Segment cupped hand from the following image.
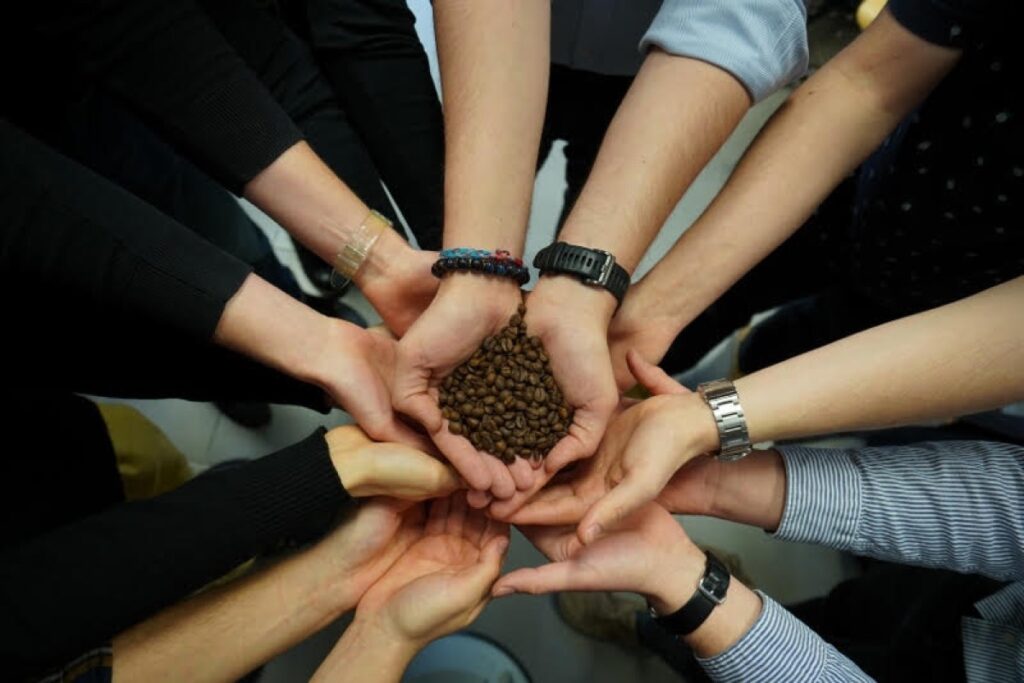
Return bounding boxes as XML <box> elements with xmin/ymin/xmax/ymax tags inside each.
<box><xmin>493</xmin><ymin>502</ymin><xmax>703</xmax><ymax>615</ymax></box>
<box><xmin>504</xmin><ymin>350</ymin><xmax>718</xmax><ymax>545</ymax></box>
<box><xmin>354</xmin><ymin>494</ymin><xmax>510</xmax><ymax>647</ymax></box>
<box><xmin>312</xmin><ymin>320</ymin><xmax>431</xmax><ymax>450</ymax></box>
<box><xmin>325</xmin><ymin>425</ymin><xmax>463</xmax><ymax>501</ymax></box>
<box><xmin>607</xmin><ymin>290</ymin><xmax>681</xmax><ymax>391</ymax></box>
<box><xmin>357</xmin><ymin>233</ymin><xmax>438</xmax><ymax>337</ymax></box>
<box><xmin>524</xmin><ymin>278</ymin><xmax>619</xmax><ymax>475</ymax></box>
<box><xmin>393</xmin><ymin>275</ymin><xmax>536</xmax><ymax>504</ymax></box>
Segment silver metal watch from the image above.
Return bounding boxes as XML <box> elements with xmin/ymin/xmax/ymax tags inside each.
<box><xmin>697</xmin><ymin>379</ymin><xmax>752</xmax><ymax>462</ymax></box>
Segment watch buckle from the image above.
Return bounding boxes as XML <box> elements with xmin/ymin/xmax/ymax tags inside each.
<box><xmin>582</xmin><ymin>249</ymin><xmax>615</xmax><ymax>287</ymax></box>
<box><xmin>698</xmin><ymin>574</ymin><xmax>727</xmax><ymax>605</ymax></box>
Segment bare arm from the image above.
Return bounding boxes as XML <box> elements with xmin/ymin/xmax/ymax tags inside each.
<box><xmin>614</xmin><ymin>9</ymin><xmax>962</xmax><ymax>354</ymax></box>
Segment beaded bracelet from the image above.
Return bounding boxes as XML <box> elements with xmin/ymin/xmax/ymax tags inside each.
<box><xmin>431</xmin><ymin>248</ymin><xmax>530</xmax><ymax>285</ymax></box>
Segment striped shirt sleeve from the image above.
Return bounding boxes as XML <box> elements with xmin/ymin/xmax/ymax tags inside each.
<box><xmin>640</xmin><ymin>0</ymin><xmax>808</xmax><ymax>102</ymax></box>
<box><xmin>698</xmin><ymin>593</ymin><xmax>874</xmax><ymax>682</ymax></box>
<box><xmin>774</xmin><ymin>441</ymin><xmax>1024</xmax><ymax>582</ymax></box>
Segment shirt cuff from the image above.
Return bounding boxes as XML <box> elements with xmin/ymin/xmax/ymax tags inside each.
<box><xmin>698</xmin><ymin>593</ymin><xmax>832</xmax><ymax>682</ymax></box>
<box><xmin>772</xmin><ymin>446</ymin><xmax>862</xmax><ymax>551</ymax></box>
<box><xmin>640</xmin><ymin>0</ymin><xmax>808</xmax><ymax>102</ymax></box>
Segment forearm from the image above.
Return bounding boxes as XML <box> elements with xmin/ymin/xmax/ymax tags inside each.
<box><xmin>558</xmin><ymin>51</ymin><xmax>749</xmax><ymax>271</ymax></box>
<box><xmin>433</xmin><ymin>0</ymin><xmax>549</xmax><ymax>252</ymax></box>
<box><xmin>627</xmin><ymin>9</ymin><xmax>959</xmax><ymax>330</ymax></box>
<box><xmin>213</xmin><ymin>273</ymin><xmax>340</xmax><ymax>391</ymax></box>
<box><xmin>313</xmin><ymin>619</ymin><xmax>416</xmax><ymax>683</ymax></box>
<box><xmin>112</xmin><ymin>552</ymin><xmax>345</xmax><ymax>683</ymax></box>
<box><xmin>736</xmin><ymin>277</ymin><xmax>1024</xmax><ymax>442</ymax></box>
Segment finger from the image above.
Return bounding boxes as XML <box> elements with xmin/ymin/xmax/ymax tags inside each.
<box><xmin>545</xmin><ymin>402</ymin><xmax>613</xmax><ymax>473</ymax></box>
<box><xmin>459</xmin><ymin>534</ymin><xmax>510</xmax><ymax>600</ymax></box>
<box><xmin>507</xmin><ymin>457</ymin><xmax>535</xmax><ymax>491</ymax></box>
<box><xmin>466</xmin><ymin>489</ymin><xmax>492</xmax><ymax>509</ymax></box>
<box><xmin>543</xmin><ymin>433</ymin><xmax>587</xmax><ymax>473</ymax></box>
<box><xmin>493</xmin><ymin>559</ymin><xmax>603</xmax><ymax>597</ymax></box>
<box><xmin>505</xmin><ymin>487</ymin><xmax>590</xmax><ymax>526</ymax></box>
<box><xmin>626</xmin><ymin>349</ymin><xmax>689</xmax><ymax>396</ymax></box>
<box><xmin>577</xmin><ymin>474</ymin><xmax>659</xmax><ymax>545</ymax></box>
<box><xmin>394</xmin><ymin>385</ymin><xmax>444</xmax><ymax>433</ymax></box>
<box><xmin>426</xmin><ymin>495</ymin><xmax>451</xmax><ymax>535</ymax></box>
<box><xmin>361</xmin><ymin>414</ymin><xmax>434</xmax><ymax>453</ymax></box>
<box><xmin>445</xmin><ymin>491</ymin><xmax>468</xmax><ymax>537</ymax></box>
<box><xmin>479</xmin><ymin>515</ymin><xmax>510</xmax><ymax>548</ymax></box>
<box><xmin>485</xmin><ymin>455</ymin><xmax>516</xmax><ymax>500</ymax></box>
<box><xmin>431</xmin><ymin>428</ymin><xmax>493</xmax><ymax>492</ymax></box>
<box><xmin>487</xmin><ymin>466</ymin><xmax>556</xmax><ymax>520</ymax></box>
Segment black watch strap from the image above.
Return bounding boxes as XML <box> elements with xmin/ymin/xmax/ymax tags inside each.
<box><xmin>533</xmin><ymin>241</ymin><xmax>630</xmax><ymax>305</ymax></box>
<box><xmin>651</xmin><ymin>551</ymin><xmax>731</xmax><ymax>636</ymax></box>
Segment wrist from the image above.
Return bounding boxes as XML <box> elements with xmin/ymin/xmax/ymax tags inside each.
<box><xmin>647</xmin><ymin>543</ymin><xmax>707</xmax><ymax>615</ymax></box>
<box><xmin>669</xmin><ymin>392</ymin><xmax>721</xmax><ymax>461</ymax></box>
<box><xmin>708</xmin><ymin>450</ymin><xmax>787</xmax><ymax>531</ymax></box>
<box><xmin>350</xmin><ymin>614</ymin><xmax>421</xmax><ymax>662</ymax></box>
<box><xmin>354</xmin><ymin>226</ymin><xmax>407</xmax><ymax>292</ymax></box>
<box><xmin>531</xmin><ymin>275</ymin><xmax>617</xmax><ymax>327</ymax></box>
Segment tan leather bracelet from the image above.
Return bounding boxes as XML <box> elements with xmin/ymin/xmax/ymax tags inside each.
<box><xmin>330</xmin><ymin>210</ymin><xmax>392</xmax><ymax>289</ymax></box>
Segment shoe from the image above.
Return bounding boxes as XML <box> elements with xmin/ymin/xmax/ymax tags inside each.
<box><xmin>304</xmin><ymin>294</ymin><xmax>369</xmax><ymax>328</ymax></box>
<box><xmin>215</xmin><ymin>401</ymin><xmax>272</xmax><ymax>428</ymax></box>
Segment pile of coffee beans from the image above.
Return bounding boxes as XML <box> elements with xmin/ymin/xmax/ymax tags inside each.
<box><xmin>439</xmin><ymin>305</ymin><xmax>573</xmax><ymax>464</ymax></box>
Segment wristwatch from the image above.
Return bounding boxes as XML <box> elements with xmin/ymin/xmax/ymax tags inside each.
<box><xmin>650</xmin><ymin>551</ymin><xmax>731</xmax><ymax>635</ymax></box>
<box><xmin>533</xmin><ymin>242</ymin><xmax>630</xmax><ymax>306</ymax></box>
<box><xmin>697</xmin><ymin>379</ymin><xmax>752</xmax><ymax>462</ymax></box>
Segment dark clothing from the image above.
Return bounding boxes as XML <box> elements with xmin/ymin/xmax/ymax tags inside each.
<box><xmin>662</xmin><ymin>0</ymin><xmax>1024</xmax><ymax>375</ymax></box>
<box><xmin>537</xmin><ymin>64</ymin><xmax>635</xmax><ymax>233</ymax></box>
<box><xmin>1</xmin><ymin>424</ymin><xmax>347</xmax><ymax>680</ymax></box>
<box><xmin>0</xmin><ymin>120</ymin><xmax>326</xmax><ymax>409</ymax></box>
<box><xmin>5</xmin><ymin>0</ymin><xmax>303</xmax><ymax>194</ymax></box>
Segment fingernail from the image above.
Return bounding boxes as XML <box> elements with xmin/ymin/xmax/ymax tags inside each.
<box><xmin>583</xmin><ymin>524</ymin><xmax>602</xmax><ymax>544</ymax></box>
<box><xmin>493</xmin><ymin>586</ymin><xmax>516</xmax><ymax>597</ymax></box>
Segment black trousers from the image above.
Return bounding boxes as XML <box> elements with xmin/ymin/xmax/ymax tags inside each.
<box><xmin>0</xmin><ymin>120</ymin><xmax>325</xmax><ymax>411</ymax></box>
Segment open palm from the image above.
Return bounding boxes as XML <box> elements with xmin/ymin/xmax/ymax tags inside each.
<box><xmin>356</xmin><ymin>495</ymin><xmax>509</xmax><ymax>645</ymax></box>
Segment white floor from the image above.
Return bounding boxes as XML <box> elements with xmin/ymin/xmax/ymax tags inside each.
<box><xmin>99</xmin><ymin>5</ymin><xmax>864</xmax><ymax>681</ymax></box>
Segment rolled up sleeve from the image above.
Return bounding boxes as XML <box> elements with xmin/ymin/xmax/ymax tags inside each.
<box><xmin>640</xmin><ymin>0</ymin><xmax>809</xmax><ymax>102</ymax></box>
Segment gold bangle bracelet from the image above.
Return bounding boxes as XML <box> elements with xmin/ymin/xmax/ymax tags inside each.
<box><xmin>330</xmin><ymin>210</ymin><xmax>392</xmax><ymax>289</ymax></box>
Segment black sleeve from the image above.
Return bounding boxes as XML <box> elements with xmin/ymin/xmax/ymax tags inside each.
<box><xmin>22</xmin><ymin>0</ymin><xmax>304</xmax><ymax>193</ymax></box>
<box><xmin>0</xmin><ymin>120</ymin><xmax>250</xmax><ymax>342</ymax></box>
<box><xmin>0</xmin><ymin>428</ymin><xmax>351</xmax><ymax>680</ymax></box>
<box><xmin>887</xmin><ymin>0</ymin><xmax>1016</xmax><ymax>47</ymax></box>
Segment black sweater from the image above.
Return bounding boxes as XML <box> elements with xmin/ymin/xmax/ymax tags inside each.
<box><xmin>1</xmin><ymin>429</ymin><xmax>351</xmax><ymax>679</ymax></box>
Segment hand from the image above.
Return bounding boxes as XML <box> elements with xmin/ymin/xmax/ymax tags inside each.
<box><xmin>357</xmin><ymin>230</ymin><xmax>439</xmax><ymax>337</ymax></box>
<box><xmin>355</xmin><ymin>494</ymin><xmax>510</xmax><ymax>648</ymax></box>
<box><xmin>309</xmin><ymin>319</ymin><xmax>431</xmax><ymax>449</ymax></box>
<box><xmin>305</xmin><ymin>499</ymin><xmax>425</xmax><ymax>614</ymax></box>
<box><xmin>525</xmin><ymin>277</ymin><xmax>620</xmax><ymax>474</ymax></box>
<box><xmin>393</xmin><ymin>275</ymin><xmax>535</xmax><ymax>504</ymax></box>
<box><xmin>494</xmin><ymin>503</ymin><xmax>702</xmax><ymax>615</ymax></box>
<box><xmin>607</xmin><ymin>289</ymin><xmax>681</xmax><ymax>391</ymax></box>
<box><xmin>506</xmin><ymin>350</ymin><xmax>718</xmax><ymax>545</ymax></box>
<box><xmin>326</xmin><ymin>425</ymin><xmax>463</xmax><ymax>501</ymax></box>
<box><xmin>658</xmin><ymin>449</ymin><xmax>787</xmax><ymax>531</ymax></box>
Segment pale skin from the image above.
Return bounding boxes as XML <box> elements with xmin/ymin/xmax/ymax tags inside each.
<box><xmin>494</xmin><ymin>503</ymin><xmax>763</xmax><ymax>660</ymax></box>
<box><xmin>313</xmin><ymin>496</ymin><xmax>510</xmax><ymax>682</ymax></box>
<box><xmin>214</xmin><ymin>274</ymin><xmax>430</xmax><ymax>448</ymax></box>
<box><xmin>111</xmin><ymin>427</ymin><xmax>465</xmax><ymax>682</ymax></box>
<box><xmin>513</xmin><ymin>276</ymin><xmax>1024</xmax><ymax>543</ymax></box>
<box><xmin>608</xmin><ymin>9</ymin><xmax>963</xmax><ymax>383</ymax></box>
<box><xmin>397</xmin><ymin>0</ymin><xmax>751</xmax><ymax>507</ymax></box>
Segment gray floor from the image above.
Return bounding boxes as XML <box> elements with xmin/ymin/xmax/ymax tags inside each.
<box><xmin>103</xmin><ymin>5</ymin><xmax>866</xmax><ymax>681</ymax></box>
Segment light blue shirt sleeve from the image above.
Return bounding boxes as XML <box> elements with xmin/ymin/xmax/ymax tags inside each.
<box><xmin>698</xmin><ymin>593</ymin><xmax>874</xmax><ymax>682</ymax></box>
<box><xmin>774</xmin><ymin>441</ymin><xmax>1024</xmax><ymax>582</ymax></box>
<box><xmin>640</xmin><ymin>0</ymin><xmax>808</xmax><ymax>102</ymax></box>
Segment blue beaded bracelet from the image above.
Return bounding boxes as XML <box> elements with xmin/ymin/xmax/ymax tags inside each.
<box><xmin>431</xmin><ymin>248</ymin><xmax>530</xmax><ymax>285</ymax></box>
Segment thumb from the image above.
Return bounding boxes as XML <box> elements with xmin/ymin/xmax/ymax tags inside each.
<box><xmin>577</xmin><ymin>473</ymin><xmax>657</xmax><ymax>545</ymax></box>
<box><xmin>456</xmin><ymin>534</ymin><xmax>509</xmax><ymax>600</ymax></box>
<box><xmin>626</xmin><ymin>349</ymin><xmax>689</xmax><ymax>397</ymax></box>
<box><xmin>492</xmin><ymin>557</ymin><xmax>604</xmax><ymax>597</ymax></box>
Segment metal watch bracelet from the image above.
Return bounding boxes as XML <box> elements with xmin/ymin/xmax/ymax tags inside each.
<box><xmin>697</xmin><ymin>379</ymin><xmax>752</xmax><ymax>462</ymax></box>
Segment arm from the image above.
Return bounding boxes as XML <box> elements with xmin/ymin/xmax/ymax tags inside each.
<box><xmin>112</xmin><ymin>501</ymin><xmax>422</xmax><ymax>683</ymax></box>
<box><xmin>610</xmin><ymin>8</ymin><xmax>962</xmax><ymax>369</ymax></box>
<box><xmin>1</xmin><ymin>426</ymin><xmax>460</xmax><ymax>679</ymax></box>
<box><xmin>670</xmin><ymin>442</ymin><xmax>1024</xmax><ymax>582</ymax></box>
<box><xmin>29</xmin><ymin>1</ymin><xmax>432</xmax><ymax>335</ymax></box>
<box><xmin>496</xmin><ymin>503</ymin><xmax>872</xmax><ymax>682</ymax></box>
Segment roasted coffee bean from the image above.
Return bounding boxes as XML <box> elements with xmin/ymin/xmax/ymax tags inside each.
<box><xmin>437</xmin><ymin>306</ymin><xmax>574</xmax><ymax>464</ymax></box>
